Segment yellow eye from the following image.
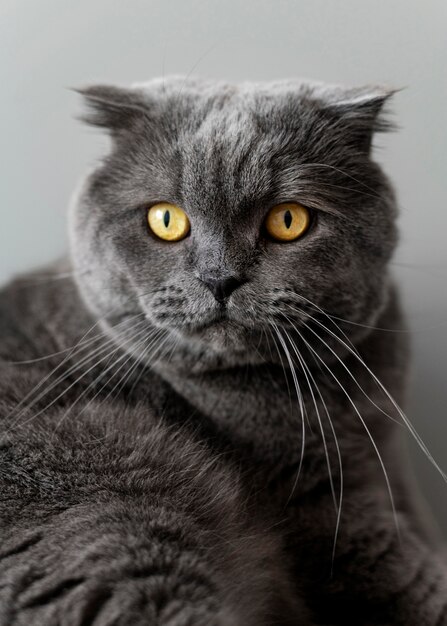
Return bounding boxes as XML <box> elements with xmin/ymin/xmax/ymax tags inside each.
<box><xmin>264</xmin><ymin>202</ymin><xmax>311</xmax><ymax>242</ymax></box>
<box><xmin>147</xmin><ymin>203</ymin><xmax>190</xmax><ymax>242</ymax></box>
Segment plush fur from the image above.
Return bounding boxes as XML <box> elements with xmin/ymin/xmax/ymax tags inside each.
<box><xmin>0</xmin><ymin>76</ymin><xmax>446</xmax><ymax>625</ymax></box>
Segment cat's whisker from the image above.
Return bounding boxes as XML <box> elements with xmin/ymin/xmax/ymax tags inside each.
<box><xmin>270</xmin><ymin>322</ymin><xmax>306</xmax><ymax>501</ymax></box>
<box><xmin>302</xmin><ymin>348</ymin><xmax>344</xmax><ymax>575</ymax></box>
<box><xmin>7</xmin><ymin>313</ymin><xmax>145</xmax><ymax>420</ymax></box>
<box><xmin>279</xmin><ymin>318</ymin><xmax>344</xmax><ymax>573</ymax></box>
<box><xmin>283</xmin><ymin>292</ymin><xmax>411</xmax><ymax>335</ymax></box>
<box><xmin>12</xmin><ymin>320</ymin><xmax>151</xmax><ymax>433</ymax></box>
<box><xmin>71</xmin><ymin>323</ymin><xmax>160</xmax><ymax>413</ymax></box>
<box><xmin>10</xmin><ymin>317</ymin><xmax>149</xmax><ymax>427</ymax></box>
<box><xmin>6</xmin><ymin>317</ymin><xmax>110</xmax><ymax>418</ymax></box>
<box><xmin>281</xmin><ymin>291</ymin><xmax>359</xmax><ymax>357</ymax></box>
<box><xmin>266</xmin><ymin>326</ymin><xmax>293</xmax><ymax>415</ymax></box>
<box><xmin>281</xmin><ymin>324</ymin><xmax>338</xmax><ymax>513</ymax></box>
<box><xmin>72</xmin><ymin>330</ymin><xmax>170</xmax><ymax>448</ymax></box>
<box><xmin>139</xmin><ymin>328</ymin><xmax>179</xmax><ymax>378</ymax></box>
<box><xmin>106</xmin><ymin>328</ymin><xmax>169</xmax><ymax>397</ymax></box>
<box><xmin>7</xmin><ymin>313</ymin><xmax>148</xmax><ymax>367</ymax></box>
<box><xmin>296</xmin><ymin>162</ymin><xmax>383</xmax><ymax>198</ymax></box>
<box><xmin>289</xmin><ymin>317</ymin><xmax>401</xmax><ymax>539</ymax></box>
<box><xmin>128</xmin><ymin>329</ymin><xmax>184</xmax><ymax>402</ymax></box>
<box><xmin>8</xmin><ymin>339</ymin><xmax>123</xmax><ymax>434</ymax></box>
<box><xmin>106</xmin><ymin>329</ymin><xmax>167</xmax><ymax>404</ymax></box>
<box><xmin>302</xmin><ymin>314</ymin><xmax>447</xmax><ymax>483</ymax></box>
<box><xmin>324</xmin><ymin>312</ymin><xmax>447</xmax><ymax>335</ymax></box>
<box><xmin>272</xmin><ymin>320</ymin><xmax>313</xmax><ymax>434</ymax></box>
<box><xmin>126</xmin><ymin>344</ymin><xmax>154</xmax><ymax>400</ymax></box>
<box><xmin>254</xmin><ymin>326</ymin><xmax>266</xmax><ymax>359</ymax></box>
<box><xmin>263</xmin><ymin>326</ymin><xmax>276</xmax><ymax>364</ymax></box>
<box><xmin>52</xmin><ymin>327</ymin><xmax>162</xmax><ymax>432</ymax></box>
<box><xmin>284</xmin><ymin>303</ymin><xmax>403</xmax><ymax>427</ymax></box>
<box><xmin>305</xmin><ymin>180</ymin><xmax>382</xmax><ymax>203</ymax></box>
<box><xmin>7</xmin><ymin>330</ymin><xmax>119</xmax><ymax>365</ymax></box>
<box><xmin>279</xmin><ymin>282</ymin><xmax>445</xmax><ymax>336</ymax></box>
<box><xmin>162</xmin><ymin>333</ymin><xmax>183</xmax><ymax>369</ymax></box>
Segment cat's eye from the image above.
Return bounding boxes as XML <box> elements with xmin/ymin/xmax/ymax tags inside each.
<box><xmin>147</xmin><ymin>203</ymin><xmax>190</xmax><ymax>242</ymax></box>
<box><xmin>264</xmin><ymin>202</ymin><xmax>311</xmax><ymax>242</ymax></box>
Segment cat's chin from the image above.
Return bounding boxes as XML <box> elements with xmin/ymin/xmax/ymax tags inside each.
<box><xmin>187</xmin><ymin>319</ymin><xmax>248</xmax><ymax>353</ymax></box>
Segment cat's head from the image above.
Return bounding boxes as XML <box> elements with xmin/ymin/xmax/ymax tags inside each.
<box><xmin>69</xmin><ymin>76</ymin><xmax>397</xmax><ymax>368</ymax></box>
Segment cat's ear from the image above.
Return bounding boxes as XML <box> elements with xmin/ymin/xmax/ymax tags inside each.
<box><xmin>74</xmin><ymin>84</ymin><xmax>148</xmax><ymax>136</ymax></box>
<box><xmin>324</xmin><ymin>87</ymin><xmax>398</xmax><ymax>153</ymax></box>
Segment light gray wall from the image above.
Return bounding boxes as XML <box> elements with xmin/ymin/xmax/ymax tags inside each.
<box><xmin>1</xmin><ymin>0</ymin><xmax>446</xmax><ymax>531</ymax></box>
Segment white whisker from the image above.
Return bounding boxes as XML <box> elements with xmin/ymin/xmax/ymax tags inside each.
<box><xmin>284</xmin><ymin>303</ymin><xmax>402</xmax><ymax>427</ymax></box>
<box><xmin>266</xmin><ymin>326</ymin><xmax>294</xmax><ymax>419</ymax></box>
<box><xmin>286</xmin><ymin>292</ymin><xmax>359</xmax><ymax>357</ymax></box>
<box><xmin>289</xmin><ymin>319</ymin><xmax>400</xmax><ymax>538</ymax></box>
<box><xmin>7</xmin><ymin>314</ymin><xmax>145</xmax><ymax>421</ymax></box>
<box><xmin>279</xmin><ymin>315</ymin><xmax>345</xmax><ymax>573</ymax></box>
<box><xmin>53</xmin><ymin>327</ymin><xmax>161</xmax><ymax>432</ymax></box>
<box><xmin>282</xmin><ymin>325</ymin><xmax>338</xmax><ymax>512</ymax></box>
<box><xmin>302</xmin><ymin>312</ymin><xmax>447</xmax><ymax>483</ymax></box>
<box><xmin>106</xmin><ymin>329</ymin><xmax>167</xmax><ymax>403</ymax></box>
<box><xmin>12</xmin><ymin>320</ymin><xmax>150</xmax><ymax>433</ymax></box>
<box><xmin>271</xmin><ymin>322</ymin><xmax>306</xmax><ymax>501</ymax></box>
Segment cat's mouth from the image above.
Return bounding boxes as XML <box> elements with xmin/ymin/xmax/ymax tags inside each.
<box><xmin>181</xmin><ymin>305</ymin><xmax>251</xmax><ymax>346</ymax></box>
<box><xmin>190</xmin><ymin>307</ymin><xmax>229</xmax><ymax>333</ymax></box>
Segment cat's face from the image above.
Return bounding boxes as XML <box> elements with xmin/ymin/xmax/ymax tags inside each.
<box><xmin>70</xmin><ymin>77</ymin><xmax>397</xmax><ymax>366</ymax></box>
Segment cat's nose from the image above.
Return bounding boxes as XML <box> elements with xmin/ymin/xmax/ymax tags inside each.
<box><xmin>199</xmin><ymin>274</ymin><xmax>246</xmax><ymax>303</ymax></box>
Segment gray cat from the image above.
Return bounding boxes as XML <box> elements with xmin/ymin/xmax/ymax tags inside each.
<box><xmin>0</xmin><ymin>76</ymin><xmax>446</xmax><ymax>625</ymax></box>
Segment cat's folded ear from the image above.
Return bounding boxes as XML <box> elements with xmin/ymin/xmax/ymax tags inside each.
<box><xmin>322</xmin><ymin>86</ymin><xmax>399</xmax><ymax>153</ymax></box>
<box><xmin>74</xmin><ymin>84</ymin><xmax>149</xmax><ymax>136</ymax></box>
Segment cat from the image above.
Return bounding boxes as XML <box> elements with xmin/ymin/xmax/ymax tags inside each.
<box><xmin>0</xmin><ymin>75</ymin><xmax>446</xmax><ymax>625</ymax></box>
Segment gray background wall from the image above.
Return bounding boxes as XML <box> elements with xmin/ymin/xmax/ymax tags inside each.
<box><xmin>1</xmin><ymin>0</ymin><xmax>446</xmax><ymax>532</ymax></box>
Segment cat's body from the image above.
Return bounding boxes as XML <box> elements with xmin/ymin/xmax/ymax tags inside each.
<box><xmin>0</xmin><ymin>269</ymin><xmax>308</xmax><ymax>625</ymax></box>
<box><xmin>1</xmin><ymin>76</ymin><xmax>446</xmax><ymax>624</ymax></box>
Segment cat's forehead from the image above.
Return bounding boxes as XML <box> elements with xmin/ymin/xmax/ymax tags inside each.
<box><xmin>151</xmin><ymin>82</ymin><xmax>322</xmax><ymax>216</ymax></box>
<box><xmin>147</xmin><ymin>76</ymin><xmax>319</xmax><ymax>131</ymax></box>
<box><xmin>80</xmin><ymin>76</ymin><xmax>394</xmax><ymax>218</ymax></box>
<box><xmin>125</xmin><ymin>82</ymin><xmax>273</xmax><ymax>216</ymax></box>
<box><xmin>168</xmin><ymin>100</ymin><xmax>279</xmax><ymax>217</ymax></box>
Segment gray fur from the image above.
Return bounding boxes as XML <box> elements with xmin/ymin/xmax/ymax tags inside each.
<box><xmin>0</xmin><ymin>76</ymin><xmax>446</xmax><ymax>625</ymax></box>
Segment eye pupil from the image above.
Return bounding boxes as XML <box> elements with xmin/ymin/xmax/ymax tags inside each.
<box><xmin>284</xmin><ymin>210</ymin><xmax>292</xmax><ymax>229</ymax></box>
<box><xmin>163</xmin><ymin>211</ymin><xmax>170</xmax><ymax>228</ymax></box>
